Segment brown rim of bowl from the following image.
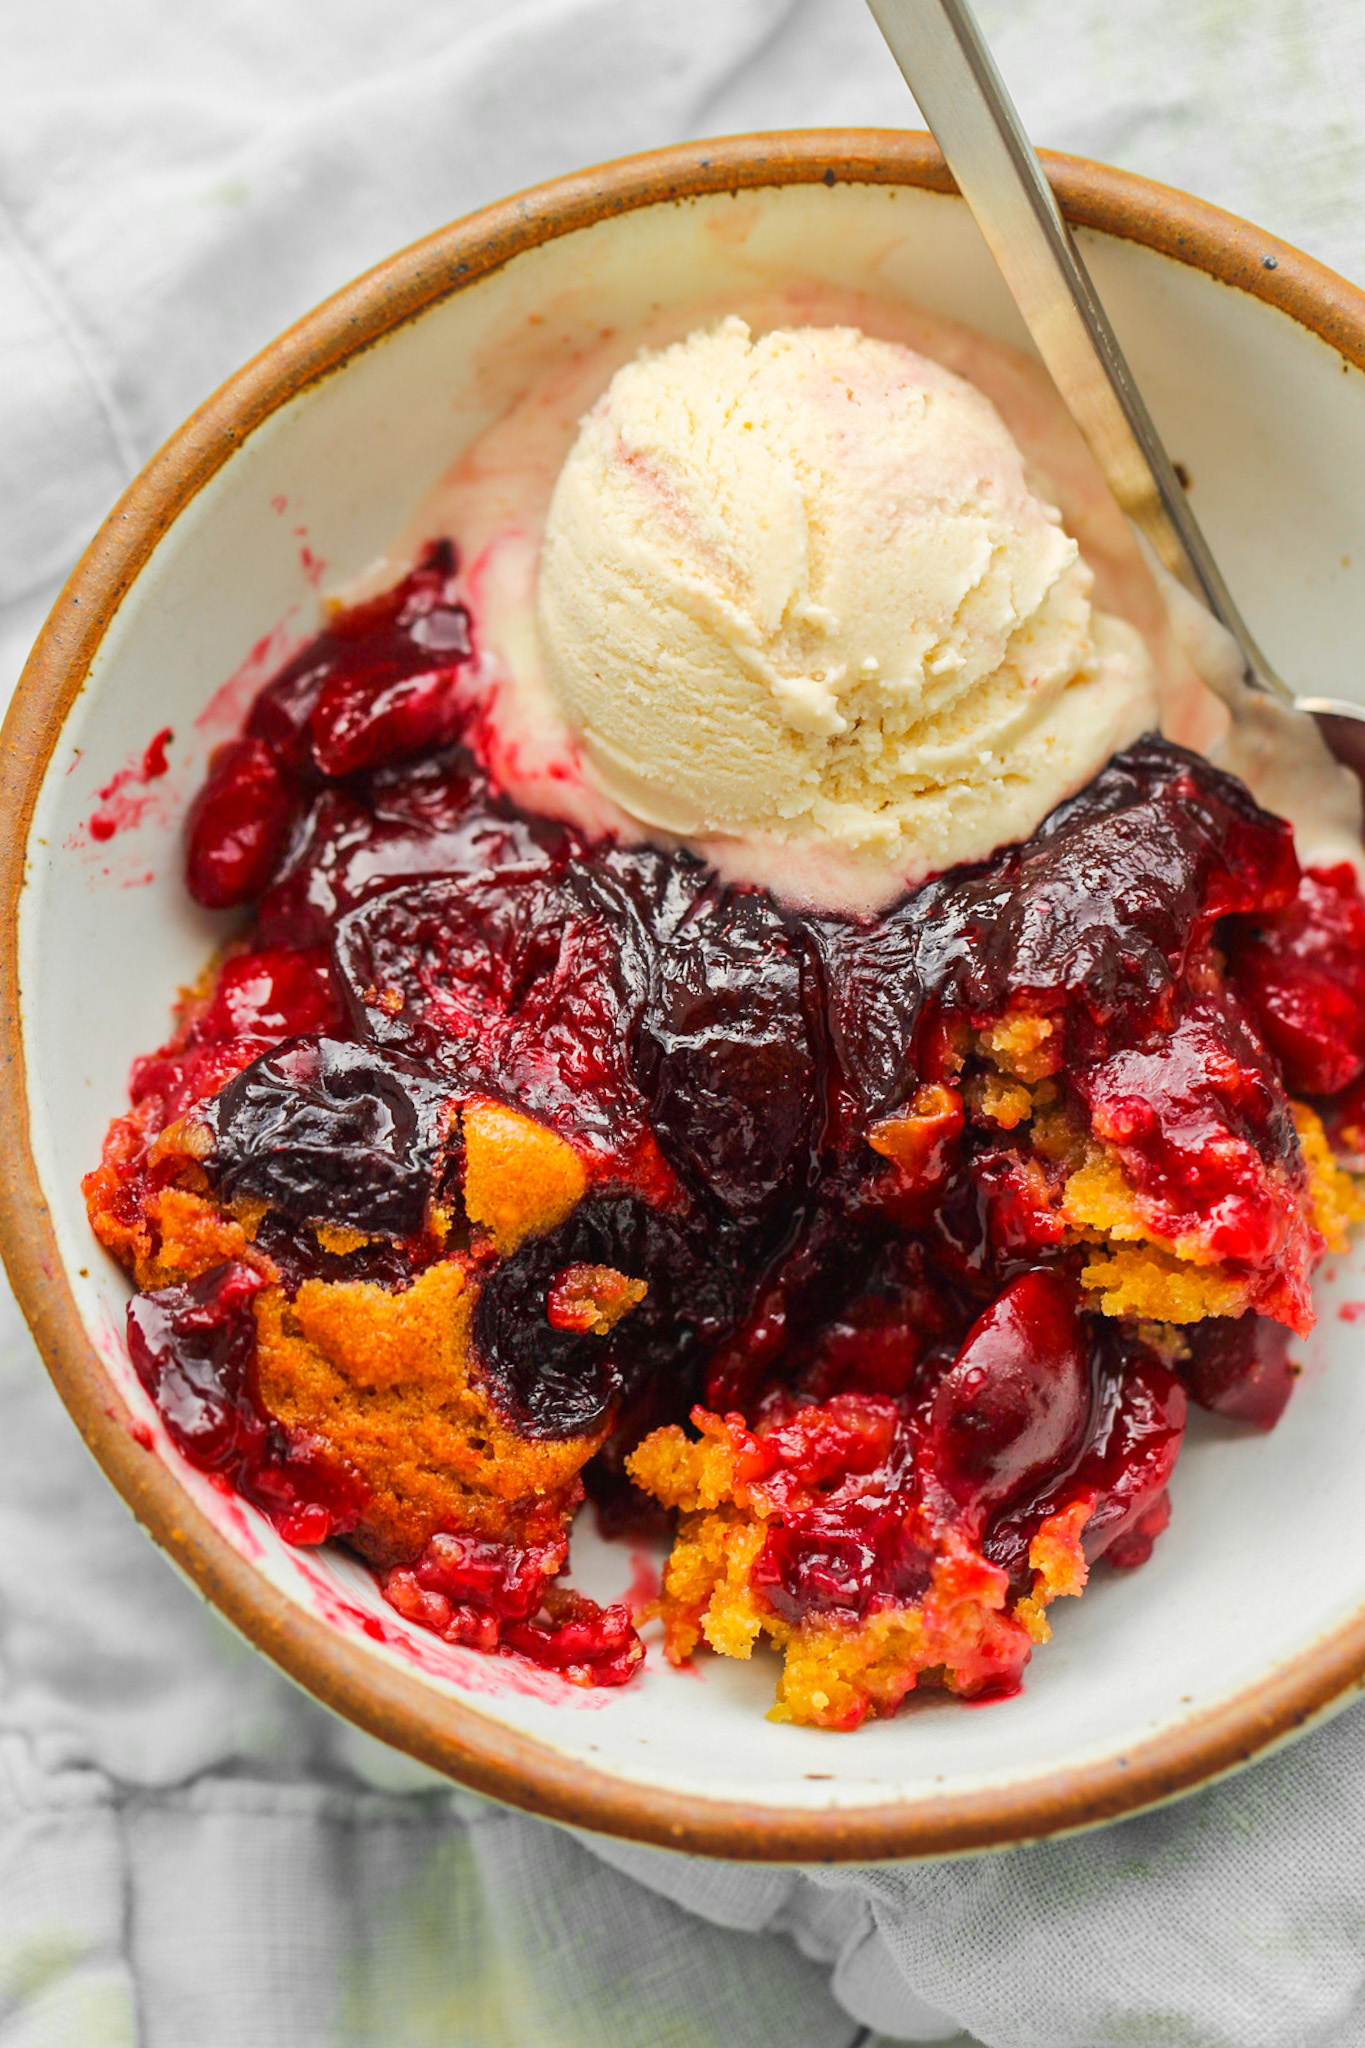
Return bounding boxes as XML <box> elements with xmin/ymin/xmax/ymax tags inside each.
<box><xmin>5</xmin><ymin>129</ymin><xmax>1365</xmax><ymax>1862</ymax></box>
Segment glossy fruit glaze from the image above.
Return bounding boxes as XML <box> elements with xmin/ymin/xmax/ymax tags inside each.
<box><xmin>87</xmin><ymin>545</ymin><xmax>1365</xmax><ymax>1696</ymax></box>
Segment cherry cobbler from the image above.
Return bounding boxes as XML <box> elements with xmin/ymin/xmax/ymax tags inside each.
<box><xmin>85</xmin><ymin>545</ymin><xmax>1365</xmax><ymax>1727</ymax></box>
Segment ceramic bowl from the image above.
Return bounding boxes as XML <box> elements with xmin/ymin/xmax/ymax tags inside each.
<box><xmin>7</xmin><ymin>132</ymin><xmax>1365</xmax><ymax>1862</ymax></box>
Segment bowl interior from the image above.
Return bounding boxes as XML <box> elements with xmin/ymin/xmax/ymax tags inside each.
<box><xmin>17</xmin><ymin>163</ymin><xmax>1365</xmax><ymax>1851</ymax></box>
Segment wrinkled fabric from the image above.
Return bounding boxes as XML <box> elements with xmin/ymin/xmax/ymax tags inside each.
<box><xmin>6</xmin><ymin>2</ymin><xmax>1365</xmax><ymax>2043</ymax></box>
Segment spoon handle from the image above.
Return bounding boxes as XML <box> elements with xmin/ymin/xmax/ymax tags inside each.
<box><xmin>866</xmin><ymin>0</ymin><xmax>1292</xmax><ymax>707</ymax></box>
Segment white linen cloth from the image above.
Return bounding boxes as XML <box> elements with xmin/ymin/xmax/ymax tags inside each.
<box><xmin>6</xmin><ymin>3</ymin><xmax>1365</xmax><ymax>2042</ymax></box>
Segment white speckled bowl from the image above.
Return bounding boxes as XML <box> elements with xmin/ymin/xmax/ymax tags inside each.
<box><xmin>6</xmin><ymin>133</ymin><xmax>1365</xmax><ymax>1860</ymax></box>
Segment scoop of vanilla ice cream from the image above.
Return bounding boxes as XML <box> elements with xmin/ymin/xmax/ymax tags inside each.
<box><xmin>535</xmin><ymin>318</ymin><xmax>1158</xmax><ymax>896</ymax></box>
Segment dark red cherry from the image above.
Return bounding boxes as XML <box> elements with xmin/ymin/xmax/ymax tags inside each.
<box><xmin>501</xmin><ymin>1592</ymin><xmax>645</xmax><ymax>1685</ymax></box>
<box><xmin>926</xmin><ymin>1269</ymin><xmax>1090</xmax><ymax>1528</ymax></box>
<box><xmin>126</xmin><ymin>1261</ymin><xmax>366</xmax><ymax>1544</ymax></box>
<box><xmin>244</xmin><ymin>542</ymin><xmax>471</xmax><ymax>779</ymax></box>
<box><xmin>247</xmin><ymin>654</ymin><xmax>332</xmax><ymax>774</ymax></box>
<box><xmin>985</xmin><ymin>1344</ymin><xmax>1188</xmax><ymax>1586</ymax></box>
<box><xmin>194</xmin><ymin>946</ymin><xmax>339</xmax><ymax>1043</ymax></box>
<box><xmin>1229</xmin><ymin>863</ymin><xmax>1365</xmax><ymax>1096</ymax></box>
<box><xmin>1069</xmin><ymin>1356</ymin><xmax>1187</xmax><ymax>1564</ymax></box>
<box><xmin>309</xmin><ymin>657</ymin><xmax>469</xmax><ymax>777</ymax></box>
<box><xmin>185</xmin><ymin>737</ymin><xmax>296</xmax><ymax>909</ymax></box>
<box><xmin>1177</xmin><ymin>1312</ymin><xmax>1295</xmax><ymax>1430</ymax></box>
<box><xmin>409</xmin><ymin>1530</ymin><xmax>559</xmax><ymax>1621</ymax></box>
<box><xmin>126</xmin><ymin>1260</ymin><xmax>266</xmax><ymax>1470</ymax></box>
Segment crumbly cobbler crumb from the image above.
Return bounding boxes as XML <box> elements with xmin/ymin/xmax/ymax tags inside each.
<box><xmin>979</xmin><ymin>1011</ymin><xmax>1062</xmax><ymax>1083</ymax></box>
<box><xmin>460</xmin><ymin>1100</ymin><xmax>588</xmax><ymax>1252</ymax></box>
<box><xmin>256</xmin><ymin>1259</ymin><xmax>601</xmax><ymax>1567</ymax></box>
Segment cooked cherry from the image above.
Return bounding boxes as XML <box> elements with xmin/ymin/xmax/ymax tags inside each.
<box><xmin>1067</xmin><ymin>1353</ymin><xmax>1187</xmax><ymax>1562</ymax></box>
<box><xmin>1077</xmin><ymin>988</ymin><xmax>1300</xmax><ymax>1269</ymax></box>
<box><xmin>194</xmin><ymin>947</ymin><xmax>339</xmax><ymax>1043</ymax></box>
<box><xmin>1229</xmin><ymin>863</ymin><xmax>1365</xmax><ymax>1096</ymax></box>
<box><xmin>246</xmin><ymin>540</ymin><xmax>472</xmax><ymax>780</ymax></box>
<box><xmin>185</xmin><ymin>737</ymin><xmax>296</xmax><ymax>909</ymax></box>
<box><xmin>126</xmin><ymin>1261</ymin><xmax>365</xmax><ymax>1543</ymax></box>
<box><xmin>641</xmin><ymin>889</ymin><xmax>819</xmax><ymax>1221</ymax></box>
<box><xmin>748</xmin><ymin>1395</ymin><xmax>929</xmax><ymax>1623</ymax></box>
<box><xmin>754</xmin><ymin>1486</ymin><xmax>929</xmax><ymax>1622</ymax></box>
<box><xmin>247</xmin><ymin>653</ymin><xmax>333</xmax><ymax>775</ymax></box>
<box><xmin>380</xmin><ymin>1530</ymin><xmax>642</xmax><ymax>1682</ymax></box>
<box><xmin>206</xmin><ymin>1035</ymin><xmax>455</xmax><ymax>1238</ymax></box>
<box><xmin>1177</xmin><ymin>1313</ymin><xmax>1296</xmax><ymax>1429</ymax></box>
<box><xmin>407</xmin><ymin>1529</ymin><xmax>560</xmax><ymax>1621</ymax></box>
<box><xmin>256</xmin><ymin>751</ymin><xmax>556</xmax><ymax>949</ymax></box>
<box><xmin>501</xmin><ymin>1590</ymin><xmax>645</xmax><ymax>1685</ymax></box>
<box><xmin>472</xmin><ymin>1195</ymin><xmax>735</xmax><ymax>1439</ymax></box>
<box><xmin>310</xmin><ymin>645</ymin><xmax>470</xmax><ymax>776</ymax></box>
<box><xmin>910</xmin><ymin>740</ymin><xmax>1298</xmax><ymax>1032</ymax></box>
<box><xmin>986</xmin><ymin>1340</ymin><xmax>1187</xmax><ymax>1585</ymax></box>
<box><xmin>130</xmin><ymin>1037</ymin><xmax>264</xmax><ymax>1126</ymax></box>
<box><xmin>926</xmin><ymin>1269</ymin><xmax>1091</xmax><ymax>1529</ymax></box>
<box><xmin>127</xmin><ymin>1260</ymin><xmax>266</xmax><ymax>1469</ymax></box>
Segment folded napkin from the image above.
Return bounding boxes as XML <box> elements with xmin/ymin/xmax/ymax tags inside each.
<box><xmin>6</xmin><ymin>3</ymin><xmax>1365</xmax><ymax>2042</ymax></box>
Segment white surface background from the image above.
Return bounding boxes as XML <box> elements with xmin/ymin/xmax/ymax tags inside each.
<box><xmin>7</xmin><ymin>3</ymin><xmax>1365</xmax><ymax>2044</ymax></box>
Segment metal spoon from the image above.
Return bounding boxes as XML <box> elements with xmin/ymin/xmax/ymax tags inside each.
<box><xmin>865</xmin><ymin>0</ymin><xmax>1365</xmax><ymax>775</ymax></box>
